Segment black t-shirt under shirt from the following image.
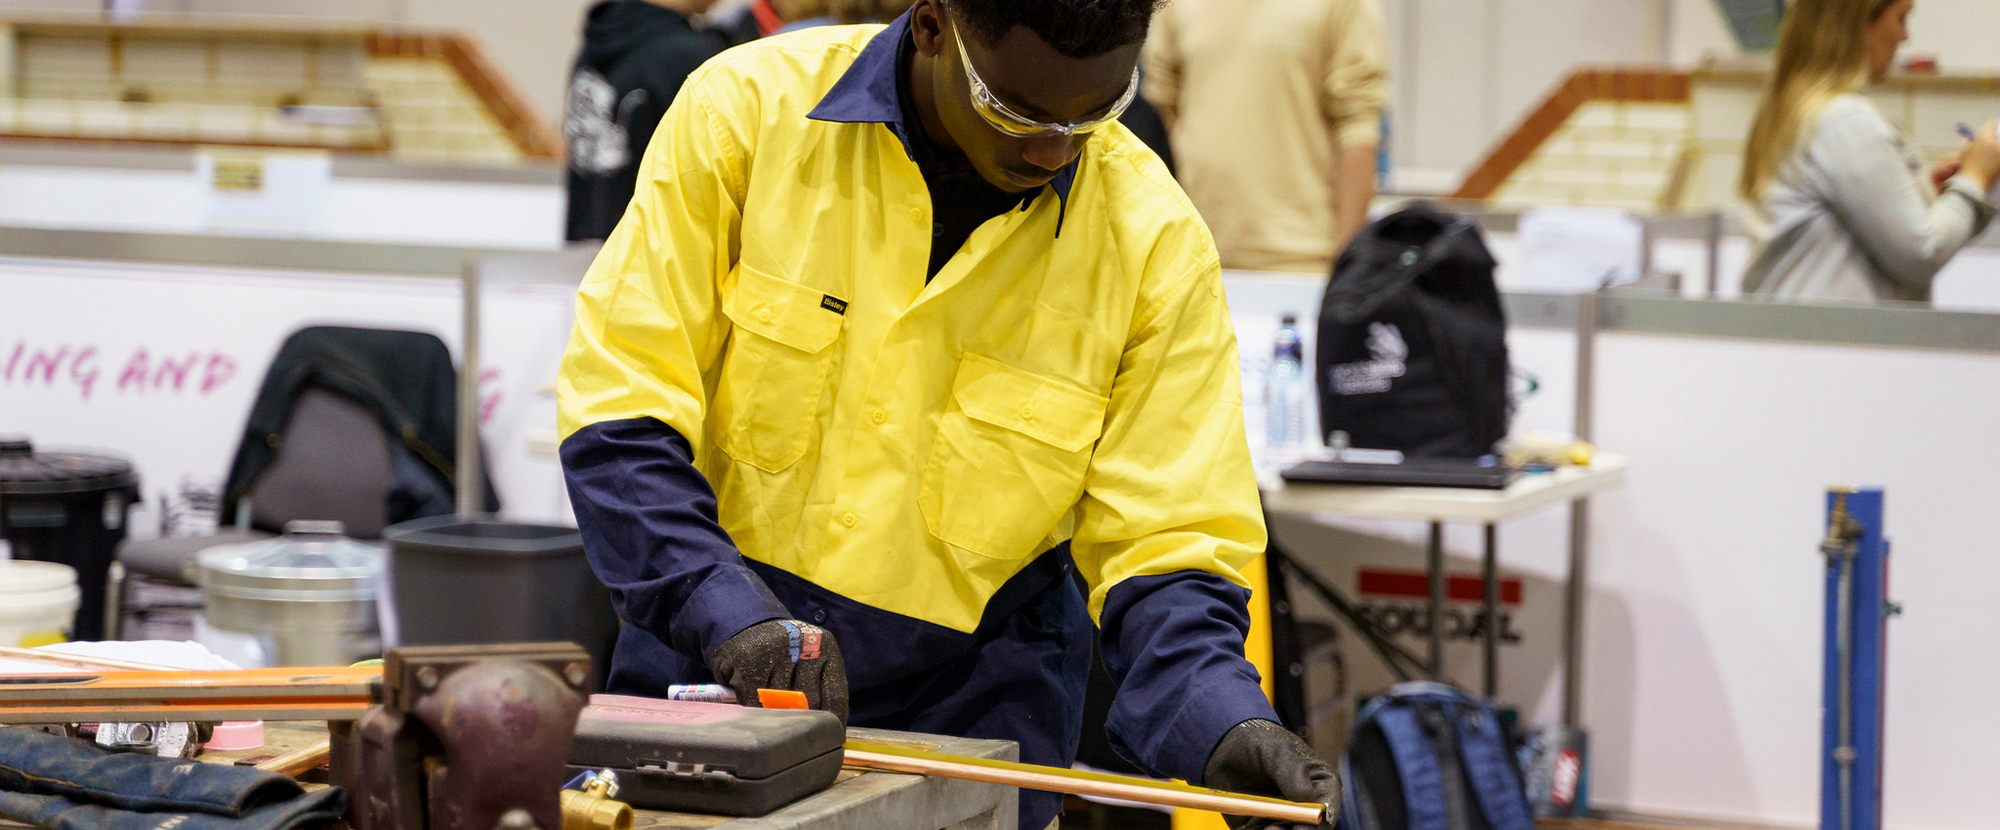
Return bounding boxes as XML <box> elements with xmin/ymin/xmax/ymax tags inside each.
<box><xmin>894</xmin><ymin>30</ymin><xmax>1027</xmax><ymax>282</ymax></box>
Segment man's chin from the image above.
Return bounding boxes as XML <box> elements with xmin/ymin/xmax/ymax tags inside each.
<box><xmin>986</xmin><ymin>167</ymin><xmax>1052</xmax><ymax>193</ymax></box>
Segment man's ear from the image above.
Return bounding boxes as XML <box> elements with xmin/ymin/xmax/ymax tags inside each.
<box><xmin>909</xmin><ymin>0</ymin><xmax>946</xmax><ymax>58</ymax></box>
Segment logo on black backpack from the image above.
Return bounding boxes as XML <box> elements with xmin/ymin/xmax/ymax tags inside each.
<box><xmin>1327</xmin><ymin>322</ymin><xmax>1407</xmax><ymax>395</ymax></box>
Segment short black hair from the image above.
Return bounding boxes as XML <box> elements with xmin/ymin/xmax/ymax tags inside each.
<box><xmin>947</xmin><ymin>0</ymin><xmax>1165</xmax><ymax>59</ymax></box>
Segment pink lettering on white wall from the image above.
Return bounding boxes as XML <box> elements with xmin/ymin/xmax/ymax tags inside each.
<box><xmin>479</xmin><ymin>368</ymin><xmax>502</xmax><ymax>425</ymax></box>
<box><xmin>4</xmin><ymin>341</ymin><xmax>240</xmax><ymax>400</ymax></box>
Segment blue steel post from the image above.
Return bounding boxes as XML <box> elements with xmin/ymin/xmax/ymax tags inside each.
<box><xmin>1820</xmin><ymin>487</ymin><xmax>1889</xmax><ymax>830</ymax></box>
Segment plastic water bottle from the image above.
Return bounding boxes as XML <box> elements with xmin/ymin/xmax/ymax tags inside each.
<box><xmin>1376</xmin><ymin>110</ymin><xmax>1393</xmax><ymax>191</ymax></box>
<box><xmin>1265</xmin><ymin>314</ymin><xmax>1307</xmax><ymax>449</ymax></box>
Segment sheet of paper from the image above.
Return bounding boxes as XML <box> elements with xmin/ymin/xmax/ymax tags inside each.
<box><xmin>0</xmin><ymin>640</ymin><xmax>241</xmax><ymax>675</ymax></box>
<box><xmin>1516</xmin><ymin>207</ymin><xmax>1645</xmax><ymax>293</ymax></box>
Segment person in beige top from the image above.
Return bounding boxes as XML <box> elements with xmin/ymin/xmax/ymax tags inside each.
<box><xmin>1142</xmin><ymin>0</ymin><xmax>1388</xmax><ymax>273</ymax></box>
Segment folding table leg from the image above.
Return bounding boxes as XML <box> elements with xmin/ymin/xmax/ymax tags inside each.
<box><xmin>1483</xmin><ymin>523</ymin><xmax>1499</xmax><ymax>698</ymax></box>
<box><xmin>1427</xmin><ymin>522</ymin><xmax>1445</xmax><ymax>678</ymax></box>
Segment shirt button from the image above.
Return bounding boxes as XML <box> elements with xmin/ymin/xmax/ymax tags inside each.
<box><xmin>908</xmin><ymin>207</ymin><xmax>923</xmax><ymax>220</ymax></box>
<box><xmin>756</xmin><ymin>308</ymin><xmax>772</xmax><ymax>322</ymax></box>
<box><xmin>841</xmin><ymin>512</ymin><xmax>858</xmax><ymax>528</ymax></box>
<box><xmin>871</xmin><ymin>409</ymin><xmax>887</xmax><ymax>425</ymax></box>
<box><xmin>1019</xmin><ymin>404</ymin><xmax>1035</xmax><ymax>420</ymax></box>
<box><xmin>811</xmin><ymin>609</ymin><xmax>829</xmax><ymax>624</ymax></box>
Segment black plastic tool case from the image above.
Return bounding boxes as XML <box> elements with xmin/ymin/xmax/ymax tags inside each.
<box><xmin>567</xmin><ymin>694</ymin><xmax>845</xmax><ymax>816</ymax></box>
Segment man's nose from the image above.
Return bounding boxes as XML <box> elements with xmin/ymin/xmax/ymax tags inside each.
<box><xmin>1021</xmin><ymin>134</ymin><xmax>1079</xmax><ymax>172</ymax></box>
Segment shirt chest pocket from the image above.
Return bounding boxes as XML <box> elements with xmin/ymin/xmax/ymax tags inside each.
<box><xmin>920</xmin><ymin>353</ymin><xmax>1109</xmax><ymax>560</ymax></box>
<box><xmin>711</xmin><ymin>265</ymin><xmax>844</xmax><ymax>472</ymax></box>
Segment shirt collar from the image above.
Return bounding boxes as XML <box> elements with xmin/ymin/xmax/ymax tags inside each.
<box><xmin>806</xmin><ymin>9</ymin><xmax>1077</xmax><ymax>223</ymax></box>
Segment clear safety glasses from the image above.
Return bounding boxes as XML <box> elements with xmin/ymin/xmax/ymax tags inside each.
<box><xmin>945</xmin><ymin>10</ymin><xmax>1140</xmax><ymax>138</ymax></box>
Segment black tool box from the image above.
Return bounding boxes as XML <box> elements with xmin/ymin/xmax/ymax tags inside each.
<box><xmin>566</xmin><ymin>694</ymin><xmax>845</xmax><ymax>816</ymax></box>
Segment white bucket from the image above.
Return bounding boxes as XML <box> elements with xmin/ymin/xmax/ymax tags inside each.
<box><xmin>0</xmin><ymin>560</ymin><xmax>81</xmax><ymax>647</ymax></box>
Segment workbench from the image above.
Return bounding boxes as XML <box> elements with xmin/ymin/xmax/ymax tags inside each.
<box><xmin>0</xmin><ymin>723</ymin><xmax>1017</xmax><ymax>830</ymax></box>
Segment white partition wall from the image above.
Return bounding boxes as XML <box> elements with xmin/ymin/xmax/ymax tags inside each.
<box><xmin>1582</xmin><ymin>326</ymin><xmax>2000</xmax><ymax>829</ymax></box>
<box><xmin>0</xmin><ymin>229</ymin><xmax>585</xmax><ymax>532</ymax></box>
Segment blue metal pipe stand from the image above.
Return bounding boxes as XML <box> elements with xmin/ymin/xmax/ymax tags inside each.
<box><xmin>1820</xmin><ymin>487</ymin><xmax>1894</xmax><ymax>830</ymax></box>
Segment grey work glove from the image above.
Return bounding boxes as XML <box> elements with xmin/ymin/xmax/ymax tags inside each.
<box><xmin>1203</xmin><ymin>719</ymin><xmax>1342</xmax><ymax>829</ymax></box>
<box><xmin>708</xmin><ymin>619</ymin><xmax>850</xmax><ymax>724</ymax></box>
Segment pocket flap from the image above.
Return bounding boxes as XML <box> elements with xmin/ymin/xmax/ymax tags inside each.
<box><xmin>952</xmin><ymin>354</ymin><xmax>1108</xmax><ymax>452</ymax></box>
<box><xmin>723</xmin><ymin>264</ymin><xmax>843</xmax><ymax>353</ymax></box>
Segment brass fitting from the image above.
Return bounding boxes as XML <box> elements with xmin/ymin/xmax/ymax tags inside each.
<box><xmin>560</xmin><ymin>774</ymin><xmax>633</xmax><ymax>830</ymax></box>
<box><xmin>1822</xmin><ymin>488</ymin><xmax>1862</xmax><ymax>558</ymax></box>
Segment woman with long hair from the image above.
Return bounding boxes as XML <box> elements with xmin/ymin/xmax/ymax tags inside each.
<box><xmin>1739</xmin><ymin>0</ymin><xmax>2000</xmax><ymax>302</ymax></box>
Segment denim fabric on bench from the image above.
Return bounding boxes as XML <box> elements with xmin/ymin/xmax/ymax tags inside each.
<box><xmin>0</xmin><ymin>727</ymin><xmax>344</xmax><ymax>830</ymax></box>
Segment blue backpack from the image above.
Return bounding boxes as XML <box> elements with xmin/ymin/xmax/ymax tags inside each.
<box><xmin>1336</xmin><ymin>682</ymin><xmax>1535</xmax><ymax>830</ymax></box>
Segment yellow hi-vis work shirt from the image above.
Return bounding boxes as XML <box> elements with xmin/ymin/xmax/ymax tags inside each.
<box><xmin>559</xmin><ymin>22</ymin><xmax>1267</xmax><ymax>634</ymax></box>
<box><xmin>558</xmin><ymin>21</ymin><xmax>1284</xmax><ymax>808</ymax></box>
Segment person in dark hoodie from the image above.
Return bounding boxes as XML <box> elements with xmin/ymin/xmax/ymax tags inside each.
<box><xmin>564</xmin><ymin>0</ymin><xmax>727</xmax><ymax>242</ymax></box>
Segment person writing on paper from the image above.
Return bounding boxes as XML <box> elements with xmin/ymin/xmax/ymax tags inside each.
<box><xmin>1739</xmin><ymin>0</ymin><xmax>2000</xmax><ymax>303</ymax></box>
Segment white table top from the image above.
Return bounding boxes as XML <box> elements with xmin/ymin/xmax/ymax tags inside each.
<box><xmin>1261</xmin><ymin>453</ymin><xmax>1627</xmax><ymax>524</ymax></box>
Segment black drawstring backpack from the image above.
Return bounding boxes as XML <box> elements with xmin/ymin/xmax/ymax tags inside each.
<box><xmin>1316</xmin><ymin>204</ymin><xmax>1510</xmax><ymax>458</ymax></box>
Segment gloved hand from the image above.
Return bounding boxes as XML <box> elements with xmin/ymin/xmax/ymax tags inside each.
<box><xmin>708</xmin><ymin>619</ymin><xmax>849</xmax><ymax>723</ymax></box>
<box><xmin>1203</xmin><ymin>719</ymin><xmax>1341</xmax><ymax>829</ymax></box>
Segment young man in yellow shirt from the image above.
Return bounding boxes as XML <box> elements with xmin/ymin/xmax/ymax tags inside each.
<box><xmin>558</xmin><ymin>2</ymin><xmax>1340</xmax><ymax>827</ymax></box>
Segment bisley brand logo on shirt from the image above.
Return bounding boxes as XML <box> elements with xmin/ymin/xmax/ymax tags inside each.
<box><xmin>820</xmin><ymin>295</ymin><xmax>849</xmax><ymax>315</ymax></box>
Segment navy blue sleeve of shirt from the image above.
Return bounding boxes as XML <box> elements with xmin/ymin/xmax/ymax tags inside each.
<box><xmin>1098</xmin><ymin>571</ymin><xmax>1282</xmax><ymax>785</ymax></box>
<box><xmin>561</xmin><ymin>416</ymin><xmax>792</xmax><ymax>663</ymax></box>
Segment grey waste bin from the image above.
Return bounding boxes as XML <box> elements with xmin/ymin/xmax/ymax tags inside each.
<box><xmin>383</xmin><ymin>515</ymin><xmax>617</xmax><ymax>688</ymax></box>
